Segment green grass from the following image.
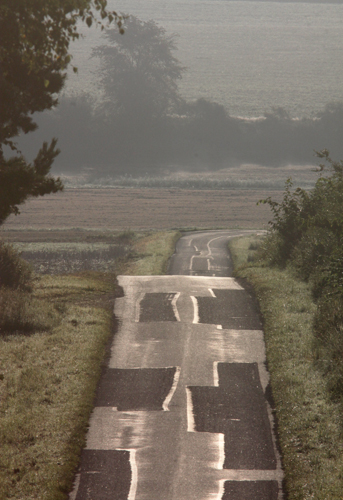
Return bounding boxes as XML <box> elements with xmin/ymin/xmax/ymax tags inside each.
<box><xmin>0</xmin><ymin>273</ymin><xmax>118</xmax><ymax>500</ymax></box>
<box><xmin>0</xmin><ymin>230</ymin><xmax>180</xmax><ymax>500</ymax></box>
<box><xmin>228</xmin><ymin>236</ymin><xmax>343</xmax><ymax>500</ymax></box>
<box><xmin>125</xmin><ymin>230</ymin><xmax>181</xmax><ymax>275</ymax></box>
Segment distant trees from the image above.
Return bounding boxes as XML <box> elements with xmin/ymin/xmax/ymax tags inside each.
<box><xmin>93</xmin><ymin>16</ymin><xmax>185</xmax><ymax>122</ymax></box>
<box><xmin>8</xmin><ymin>9</ymin><xmax>343</xmax><ymax>177</ymax></box>
<box><xmin>0</xmin><ymin>0</ymin><xmax>123</xmax><ymax>224</ymax></box>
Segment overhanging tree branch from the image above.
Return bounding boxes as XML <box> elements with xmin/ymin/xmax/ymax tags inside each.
<box><xmin>0</xmin><ymin>0</ymin><xmax>124</xmax><ymax>224</ymax></box>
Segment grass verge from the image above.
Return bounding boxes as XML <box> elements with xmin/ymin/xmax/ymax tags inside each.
<box><xmin>228</xmin><ymin>235</ymin><xmax>343</xmax><ymax>500</ymax></box>
<box><xmin>0</xmin><ymin>230</ymin><xmax>180</xmax><ymax>500</ymax></box>
<box><xmin>125</xmin><ymin>230</ymin><xmax>181</xmax><ymax>275</ymax></box>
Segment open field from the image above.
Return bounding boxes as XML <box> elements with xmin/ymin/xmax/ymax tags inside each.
<box><xmin>2</xmin><ymin>187</ymin><xmax>283</xmax><ymax>231</ymax></box>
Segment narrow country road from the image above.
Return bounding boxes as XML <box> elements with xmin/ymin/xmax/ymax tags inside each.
<box><xmin>70</xmin><ymin>230</ymin><xmax>283</xmax><ymax>500</ymax></box>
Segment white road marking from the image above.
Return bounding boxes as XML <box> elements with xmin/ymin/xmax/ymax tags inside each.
<box><xmin>216</xmin><ymin>325</ymin><xmax>222</xmax><ymax>330</ymax></box>
<box><xmin>215</xmin><ymin>480</ymin><xmax>226</xmax><ymax>500</ymax></box>
<box><xmin>217</xmin><ymin>434</ymin><xmax>225</xmax><ymax>470</ymax></box>
<box><xmin>127</xmin><ymin>449</ymin><xmax>138</xmax><ymax>500</ymax></box>
<box><xmin>207</xmin><ymin>258</ymin><xmax>211</xmax><ymax>270</ymax></box>
<box><xmin>208</xmin><ymin>288</ymin><xmax>216</xmax><ymax>297</ymax></box>
<box><xmin>206</xmin><ymin>235</ymin><xmax>228</xmax><ymax>258</ymax></box>
<box><xmin>191</xmin><ymin>296</ymin><xmax>199</xmax><ymax>324</ymax></box>
<box><xmin>163</xmin><ymin>367</ymin><xmax>181</xmax><ymax>411</ymax></box>
<box><xmin>186</xmin><ymin>387</ymin><xmax>195</xmax><ymax>432</ymax></box>
<box><xmin>171</xmin><ymin>293</ymin><xmax>181</xmax><ymax>322</ymax></box>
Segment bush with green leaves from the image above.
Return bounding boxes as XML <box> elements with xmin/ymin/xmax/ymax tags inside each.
<box><xmin>0</xmin><ymin>241</ymin><xmax>32</xmax><ymax>290</ymax></box>
<box><xmin>260</xmin><ymin>150</ymin><xmax>343</xmax><ymax>401</ymax></box>
<box><xmin>260</xmin><ymin>150</ymin><xmax>343</xmax><ymax>287</ymax></box>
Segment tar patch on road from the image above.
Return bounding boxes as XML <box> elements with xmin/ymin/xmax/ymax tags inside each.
<box><xmin>139</xmin><ymin>293</ymin><xmax>178</xmax><ymax>322</ymax></box>
<box><xmin>222</xmin><ymin>480</ymin><xmax>279</xmax><ymax>500</ymax></box>
<box><xmin>96</xmin><ymin>367</ymin><xmax>177</xmax><ymax>410</ymax></box>
<box><xmin>75</xmin><ymin>449</ymin><xmax>131</xmax><ymax>500</ymax></box>
<box><xmin>188</xmin><ymin>362</ymin><xmax>276</xmax><ymax>470</ymax></box>
<box><xmin>196</xmin><ymin>289</ymin><xmax>262</xmax><ymax>329</ymax></box>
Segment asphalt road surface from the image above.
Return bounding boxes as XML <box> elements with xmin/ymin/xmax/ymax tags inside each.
<box><xmin>70</xmin><ymin>230</ymin><xmax>283</xmax><ymax>500</ymax></box>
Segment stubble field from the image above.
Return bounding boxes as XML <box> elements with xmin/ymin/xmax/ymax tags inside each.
<box><xmin>2</xmin><ymin>187</ymin><xmax>282</xmax><ymax>231</ymax></box>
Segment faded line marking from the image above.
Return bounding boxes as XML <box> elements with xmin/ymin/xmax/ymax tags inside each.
<box><xmin>186</xmin><ymin>387</ymin><xmax>195</xmax><ymax>432</ymax></box>
<box><xmin>191</xmin><ymin>296</ymin><xmax>199</xmax><ymax>324</ymax></box>
<box><xmin>216</xmin><ymin>325</ymin><xmax>223</xmax><ymax>330</ymax></box>
<box><xmin>219</xmin><ymin>469</ymin><xmax>284</xmax><ymax>481</ymax></box>
<box><xmin>209</xmin><ymin>288</ymin><xmax>216</xmax><ymax>297</ymax></box>
<box><xmin>68</xmin><ymin>473</ymin><xmax>80</xmax><ymax>500</ymax></box>
<box><xmin>189</xmin><ymin>254</ymin><xmax>196</xmax><ymax>272</ymax></box>
<box><xmin>207</xmin><ymin>258</ymin><xmax>211</xmax><ymax>271</ymax></box>
<box><xmin>171</xmin><ymin>293</ymin><xmax>181</xmax><ymax>322</ymax></box>
<box><xmin>163</xmin><ymin>367</ymin><xmax>181</xmax><ymax>411</ymax></box>
<box><xmin>134</xmin><ymin>293</ymin><xmax>145</xmax><ymax>323</ymax></box>
<box><xmin>213</xmin><ymin>362</ymin><xmax>219</xmax><ymax>387</ymax></box>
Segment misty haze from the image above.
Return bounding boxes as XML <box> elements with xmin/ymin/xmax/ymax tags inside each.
<box><xmin>14</xmin><ymin>0</ymin><xmax>343</xmax><ymax>185</ymax></box>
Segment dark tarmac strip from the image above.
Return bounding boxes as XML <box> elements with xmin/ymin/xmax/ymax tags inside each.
<box><xmin>96</xmin><ymin>367</ymin><xmax>179</xmax><ymax>411</ymax></box>
<box><xmin>70</xmin><ymin>230</ymin><xmax>282</xmax><ymax>500</ymax></box>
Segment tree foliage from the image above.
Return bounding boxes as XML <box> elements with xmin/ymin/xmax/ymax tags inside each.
<box><xmin>259</xmin><ymin>149</ymin><xmax>343</xmax><ymax>275</ymax></box>
<box><xmin>0</xmin><ymin>0</ymin><xmax>123</xmax><ymax>224</ymax></box>
<box><xmin>259</xmin><ymin>150</ymin><xmax>343</xmax><ymax>401</ymax></box>
<box><xmin>93</xmin><ymin>16</ymin><xmax>185</xmax><ymax>121</ymax></box>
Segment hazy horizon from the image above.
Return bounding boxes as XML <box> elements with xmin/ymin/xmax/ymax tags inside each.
<box><xmin>13</xmin><ymin>0</ymin><xmax>343</xmax><ymax>178</ymax></box>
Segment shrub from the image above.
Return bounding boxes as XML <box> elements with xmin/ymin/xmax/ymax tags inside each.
<box><xmin>291</xmin><ymin>226</ymin><xmax>336</xmax><ymax>281</ymax></box>
<box><xmin>258</xmin><ymin>178</ymin><xmax>312</xmax><ymax>266</ymax></box>
<box><xmin>313</xmin><ymin>296</ymin><xmax>343</xmax><ymax>400</ymax></box>
<box><xmin>0</xmin><ymin>288</ymin><xmax>59</xmax><ymax>333</ymax></box>
<box><xmin>0</xmin><ymin>241</ymin><xmax>32</xmax><ymax>290</ymax></box>
<box><xmin>260</xmin><ymin>150</ymin><xmax>343</xmax><ymax>403</ymax></box>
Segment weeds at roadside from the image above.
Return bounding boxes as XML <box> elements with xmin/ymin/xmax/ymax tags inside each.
<box><xmin>229</xmin><ymin>236</ymin><xmax>343</xmax><ymax>500</ymax></box>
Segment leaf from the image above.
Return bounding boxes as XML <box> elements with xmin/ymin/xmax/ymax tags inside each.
<box><xmin>44</xmin><ymin>80</ymin><xmax>50</xmax><ymax>88</ymax></box>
